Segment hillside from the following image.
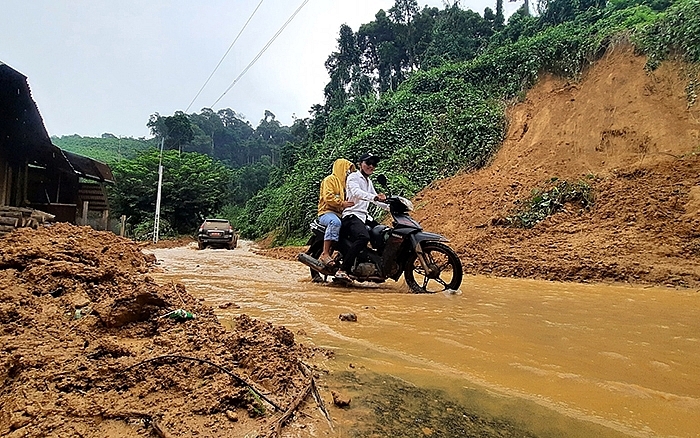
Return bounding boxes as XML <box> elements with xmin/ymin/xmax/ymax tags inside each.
<box><xmin>52</xmin><ymin>134</ymin><xmax>155</xmax><ymax>163</ymax></box>
<box><xmin>411</xmin><ymin>46</ymin><xmax>700</xmax><ymax>288</ymax></box>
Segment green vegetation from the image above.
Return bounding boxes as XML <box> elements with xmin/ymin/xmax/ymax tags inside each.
<box><xmin>52</xmin><ymin>134</ymin><xmax>155</xmax><ymax>163</ymax></box>
<box><xmin>109</xmin><ymin>150</ymin><xmax>233</xmax><ymax>236</ymax></box>
<box><xmin>80</xmin><ymin>0</ymin><xmax>699</xmax><ymax>241</ymax></box>
<box><xmin>147</xmin><ymin>109</ymin><xmax>296</xmax><ymax>168</ymax></box>
<box><xmin>235</xmin><ymin>0</ymin><xmax>699</xmax><ymax>244</ymax></box>
<box><xmin>502</xmin><ymin>178</ymin><xmax>594</xmax><ymax>228</ymax></box>
<box><xmin>60</xmin><ymin>110</ymin><xmax>287</xmax><ymax>236</ymax></box>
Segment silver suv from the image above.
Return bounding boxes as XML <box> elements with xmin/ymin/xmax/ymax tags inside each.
<box><xmin>197</xmin><ymin>219</ymin><xmax>238</xmax><ymax>250</ymax></box>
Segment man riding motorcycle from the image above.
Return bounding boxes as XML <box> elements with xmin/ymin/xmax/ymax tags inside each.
<box><xmin>335</xmin><ymin>152</ymin><xmax>388</xmax><ymax>282</ymax></box>
<box><xmin>298</xmin><ymin>153</ymin><xmax>464</xmax><ymax>294</ymax></box>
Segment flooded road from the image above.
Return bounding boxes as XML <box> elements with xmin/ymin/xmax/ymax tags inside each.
<box><xmin>147</xmin><ymin>241</ymin><xmax>700</xmax><ymax>437</ymax></box>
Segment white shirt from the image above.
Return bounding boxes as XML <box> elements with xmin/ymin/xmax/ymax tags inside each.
<box><xmin>342</xmin><ymin>170</ymin><xmax>388</xmax><ymax>223</ymax></box>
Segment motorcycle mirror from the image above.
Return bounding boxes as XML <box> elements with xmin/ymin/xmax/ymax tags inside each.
<box><xmin>375</xmin><ymin>174</ymin><xmax>391</xmax><ymax>198</ymax></box>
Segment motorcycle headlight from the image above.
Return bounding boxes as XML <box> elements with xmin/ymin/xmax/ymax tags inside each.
<box><xmin>398</xmin><ymin>196</ymin><xmax>413</xmax><ymax>211</ymax></box>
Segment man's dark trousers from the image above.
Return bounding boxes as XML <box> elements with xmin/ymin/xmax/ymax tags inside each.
<box><xmin>340</xmin><ymin>215</ymin><xmax>369</xmax><ymax>273</ymax></box>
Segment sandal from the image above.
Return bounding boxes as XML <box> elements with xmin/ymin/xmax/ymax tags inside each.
<box><xmin>319</xmin><ymin>254</ymin><xmax>336</xmax><ymax>267</ymax></box>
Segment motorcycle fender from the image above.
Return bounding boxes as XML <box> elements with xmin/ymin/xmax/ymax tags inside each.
<box><xmin>410</xmin><ymin>231</ymin><xmax>449</xmax><ymax>246</ymax></box>
<box><xmin>409</xmin><ymin>232</ymin><xmax>449</xmax><ymax>274</ymax></box>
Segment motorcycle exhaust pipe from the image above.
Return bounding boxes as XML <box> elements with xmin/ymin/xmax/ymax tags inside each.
<box><xmin>297</xmin><ymin>253</ymin><xmax>335</xmax><ymax>276</ymax></box>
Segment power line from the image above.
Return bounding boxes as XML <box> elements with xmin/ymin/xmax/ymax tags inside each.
<box><xmin>211</xmin><ymin>0</ymin><xmax>310</xmax><ymax>108</ymax></box>
<box><xmin>185</xmin><ymin>0</ymin><xmax>266</xmax><ymax>113</ymax></box>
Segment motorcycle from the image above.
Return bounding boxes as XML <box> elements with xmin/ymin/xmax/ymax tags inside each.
<box><xmin>297</xmin><ymin>175</ymin><xmax>463</xmax><ymax>293</ymax></box>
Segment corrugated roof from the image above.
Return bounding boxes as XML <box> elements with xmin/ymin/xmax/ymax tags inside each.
<box><xmin>0</xmin><ymin>62</ymin><xmax>57</xmax><ymax>165</ymax></box>
<box><xmin>61</xmin><ymin>149</ymin><xmax>115</xmax><ymax>183</ymax></box>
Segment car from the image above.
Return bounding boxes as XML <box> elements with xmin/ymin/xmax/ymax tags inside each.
<box><xmin>197</xmin><ymin>218</ymin><xmax>238</xmax><ymax>250</ymax></box>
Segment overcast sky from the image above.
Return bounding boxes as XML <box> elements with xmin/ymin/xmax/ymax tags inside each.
<box><xmin>1</xmin><ymin>1</ymin><xmax>520</xmax><ymax>138</ymax></box>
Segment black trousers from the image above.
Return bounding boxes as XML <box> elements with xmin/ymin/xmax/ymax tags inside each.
<box><xmin>340</xmin><ymin>215</ymin><xmax>369</xmax><ymax>272</ymax></box>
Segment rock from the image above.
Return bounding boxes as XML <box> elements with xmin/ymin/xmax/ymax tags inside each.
<box><xmin>331</xmin><ymin>390</ymin><xmax>351</xmax><ymax>407</ymax></box>
<box><xmin>339</xmin><ymin>313</ymin><xmax>357</xmax><ymax>322</ymax></box>
<box><xmin>71</xmin><ymin>292</ymin><xmax>91</xmax><ymax>309</ymax></box>
<box><xmin>225</xmin><ymin>410</ymin><xmax>239</xmax><ymax>422</ymax></box>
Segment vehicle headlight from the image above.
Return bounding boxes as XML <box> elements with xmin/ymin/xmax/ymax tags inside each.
<box><xmin>398</xmin><ymin>196</ymin><xmax>413</xmax><ymax>211</ymax></box>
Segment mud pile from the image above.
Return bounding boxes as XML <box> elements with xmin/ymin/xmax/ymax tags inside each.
<box><xmin>0</xmin><ymin>223</ymin><xmax>317</xmax><ymax>437</ymax></box>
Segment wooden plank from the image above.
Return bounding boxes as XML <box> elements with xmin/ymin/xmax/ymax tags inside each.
<box><xmin>0</xmin><ymin>211</ymin><xmax>23</xmax><ymax>219</ymax></box>
<box><xmin>0</xmin><ymin>206</ymin><xmax>33</xmax><ymax>214</ymax></box>
<box><xmin>21</xmin><ymin>218</ymin><xmax>38</xmax><ymax>229</ymax></box>
<box><xmin>30</xmin><ymin>211</ymin><xmax>55</xmax><ymax>223</ymax></box>
<box><xmin>0</xmin><ymin>217</ymin><xmax>18</xmax><ymax>226</ymax></box>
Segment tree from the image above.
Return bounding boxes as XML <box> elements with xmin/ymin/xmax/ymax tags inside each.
<box><xmin>422</xmin><ymin>5</ymin><xmax>493</xmax><ymax>68</ymax></box>
<box><xmin>324</xmin><ymin>24</ymin><xmax>363</xmax><ymax>110</ymax></box>
<box><xmin>147</xmin><ymin>111</ymin><xmax>194</xmax><ymax>154</ymax></box>
<box><xmin>188</xmin><ymin>107</ymin><xmax>225</xmax><ymax>156</ymax></box>
<box><xmin>389</xmin><ymin>0</ymin><xmax>419</xmax><ymax>25</ymax></box>
<box><xmin>230</xmin><ymin>158</ymin><xmax>273</xmax><ymax>204</ymax></box>
<box><xmin>109</xmin><ymin>150</ymin><xmax>234</xmax><ymax>235</ymax></box>
<box><xmin>358</xmin><ymin>10</ymin><xmax>397</xmax><ymax>93</ymax></box>
<box><xmin>537</xmin><ymin>0</ymin><xmax>607</xmax><ymax>25</ymax></box>
<box><xmin>496</xmin><ymin>0</ymin><xmax>505</xmax><ymax>27</ymax></box>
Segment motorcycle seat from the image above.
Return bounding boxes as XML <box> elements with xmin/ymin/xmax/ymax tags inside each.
<box><xmin>310</xmin><ymin>219</ymin><xmax>326</xmax><ymax>234</ymax></box>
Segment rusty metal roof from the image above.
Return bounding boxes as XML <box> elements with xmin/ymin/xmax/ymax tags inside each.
<box><xmin>0</xmin><ymin>62</ymin><xmax>57</xmax><ymax>166</ymax></box>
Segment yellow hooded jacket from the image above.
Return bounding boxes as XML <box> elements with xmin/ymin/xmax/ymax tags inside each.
<box><xmin>317</xmin><ymin>158</ymin><xmax>355</xmax><ymax>217</ymax></box>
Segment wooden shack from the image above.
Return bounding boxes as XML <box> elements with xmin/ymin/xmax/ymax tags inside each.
<box><xmin>0</xmin><ymin>62</ymin><xmax>114</xmax><ymax>234</ymax></box>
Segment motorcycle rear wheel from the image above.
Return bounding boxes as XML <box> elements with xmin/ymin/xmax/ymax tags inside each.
<box><xmin>404</xmin><ymin>242</ymin><xmax>463</xmax><ymax>294</ymax></box>
<box><xmin>306</xmin><ymin>241</ymin><xmax>325</xmax><ymax>283</ymax></box>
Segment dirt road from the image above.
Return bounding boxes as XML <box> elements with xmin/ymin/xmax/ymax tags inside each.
<box><xmin>148</xmin><ymin>241</ymin><xmax>700</xmax><ymax>438</ymax></box>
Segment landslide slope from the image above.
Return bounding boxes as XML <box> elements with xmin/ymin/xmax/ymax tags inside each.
<box><xmin>411</xmin><ymin>46</ymin><xmax>700</xmax><ymax>288</ymax></box>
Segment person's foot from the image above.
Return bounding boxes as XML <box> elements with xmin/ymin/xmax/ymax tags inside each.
<box><xmin>334</xmin><ymin>270</ymin><xmax>351</xmax><ymax>281</ymax></box>
<box><xmin>319</xmin><ymin>254</ymin><xmax>334</xmax><ymax>266</ymax></box>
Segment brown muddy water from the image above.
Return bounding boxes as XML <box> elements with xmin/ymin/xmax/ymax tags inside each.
<box><xmin>146</xmin><ymin>241</ymin><xmax>700</xmax><ymax>438</ymax></box>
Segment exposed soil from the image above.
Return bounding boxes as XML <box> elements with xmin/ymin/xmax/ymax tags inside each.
<box><xmin>411</xmin><ymin>47</ymin><xmax>700</xmax><ymax>288</ymax></box>
<box><xmin>140</xmin><ymin>235</ymin><xmax>196</xmax><ymax>249</ymax></box>
<box><xmin>0</xmin><ymin>223</ymin><xmax>323</xmax><ymax>437</ymax></box>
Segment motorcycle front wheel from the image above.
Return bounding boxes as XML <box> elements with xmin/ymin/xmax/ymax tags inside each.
<box><xmin>404</xmin><ymin>242</ymin><xmax>463</xmax><ymax>294</ymax></box>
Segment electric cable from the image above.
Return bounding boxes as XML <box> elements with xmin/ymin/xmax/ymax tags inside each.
<box><xmin>211</xmin><ymin>0</ymin><xmax>310</xmax><ymax>108</ymax></box>
<box><xmin>185</xmin><ymin>0</ymin><xmax>265</xmax><ymax>113</ymax></box>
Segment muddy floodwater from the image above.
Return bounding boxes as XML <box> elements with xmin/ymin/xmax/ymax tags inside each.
<box><xmin>146</xmin><ymin>241</ymin><xmax>700</xmax><ymax>438</ymax></box>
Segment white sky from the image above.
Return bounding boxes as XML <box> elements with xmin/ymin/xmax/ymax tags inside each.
<box><xmin>1</xmin><ymin>0</ymin><xmax>520</xmax><ymax>138</ymax></box>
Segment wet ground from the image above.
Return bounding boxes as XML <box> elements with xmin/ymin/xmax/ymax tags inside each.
<box><xmin>147</xmin><ymin>241</ymin><xmax>700</xmax><ymax>438</ymax></box>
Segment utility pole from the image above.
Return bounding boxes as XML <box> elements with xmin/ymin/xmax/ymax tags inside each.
<box><xmin>153</xmin><ymin>137</ymin><xmax>164</xmax><ymax>243</ymax></box>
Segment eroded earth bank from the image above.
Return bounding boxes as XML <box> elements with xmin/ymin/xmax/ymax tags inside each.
<box><xmin>410</xmin><ymin>47</ymin><xmax>700</xmax><ymax>288</ymax></box>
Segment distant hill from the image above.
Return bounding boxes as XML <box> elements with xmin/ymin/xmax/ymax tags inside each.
<box><xmin>52</xmin><ymin>134</ymin><xmax>156</xmax><ymax>163</ymax></box>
